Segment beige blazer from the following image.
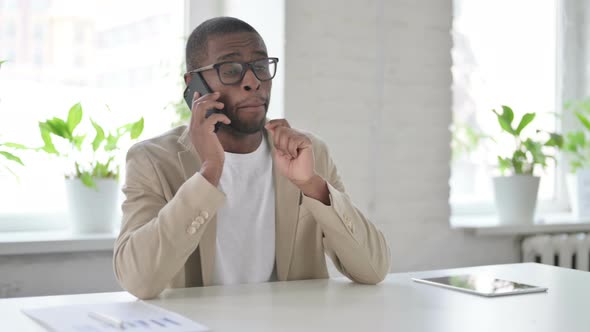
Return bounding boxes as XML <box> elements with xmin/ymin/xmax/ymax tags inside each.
<box><xmin>113</xmin><ymin>125</ymin><xmax>390</xmax><ymax>299</ymax></box>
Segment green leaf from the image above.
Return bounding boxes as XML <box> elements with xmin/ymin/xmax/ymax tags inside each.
<box><xmin>67</xmin><ymin>103</ymin><xmax>83</xmax><ymax>134</ymax></box>
<box><xmin>0</xmin><ymin>142</ymin><xmax>29</xmax><ymax>150</ymax></box>
<box><xmin>44</xmin><ymin>118</ymin><xmax>71</xmax><ymax>140</ymax></box>
<box><xmin>492</xmin><ymin>106</ymin><xmax>515</xmax><ymax>135</ymax></box>
<box><xmin>0</xmin><ymin>150</ymin><xmax>24</xmax><ymax>165</ymax></box>
<box><xmin>497</xmin><ymin>156</ymin><xmax>512</xmax><ymax>175</ymax></box>
<box><xmin>79</xmin><ymin>171</ymin><xmax>97</xmax><ymax>189</ymax></box>
<box><xmin>104</xmin><ymin>134</ymin><xmax>119</xmax><ymax>151</ymax></box>
<box><xmin>515</xmin><ymin>113</ymin><xmax>536</xmax><ymax>135</ymax></box>
<box><xmin>75</xmin><ymin>162</ymin><xmax>82</xmax><ymax>177</ymax></box>
<box><xmin>72</xmin><ymin>135</ymin><xmax>86</xmax><ymax>151</ymax></box>
<box><xmin>511</xmin><ymin>150</ymin><xmax>528</xmax><ymax>174</ymax></box>
<box><xmin>117</xmin><ymin>122</ymin><xmax>132</xmax><ymax>135</ymax></box>
<box><xmin>130</xmin><ymin>117</ymin><xmax>144</xmax><ymax>139</ymax></box>
<box><xmin>103</xmin><ymin>156</ymin><xmax>114</xmax><ymax>171</ymax></box>
<box><xmin>92</xmin><ymin>162</ymin><xmax>103</xmax><ymax>177</ymax></box>
<box><xmin>524</xmin><ymin>140</ymin><xmax>545</xmax><ymax>165</ymax></box>
<box><xmin>92</xmin><ymin>159</ymin><xmax>114</xmax><ymax>178</ymax></box>
<box><xmin>575</xmin><ymin>111</ymin><xmax>590</xmax><ymax>131</ymax></box>
<box><xmin>38</xmin><ymin>123</ymin><xmax>58</xmax><ymax>155</ymax></box>
<box><xmin>90</xmin><ymin>119</ymin><xmax>105</xmax><ymax>152</ymax></box>
<box><xmin>545</xmin><ymin>133</ymin><xmax>563</xmax><ymax>148</ymax></box>
<box><xmin>565</xmin><ymin>131</ymin><xmax>585</xmax><ymax>152</ymax></box>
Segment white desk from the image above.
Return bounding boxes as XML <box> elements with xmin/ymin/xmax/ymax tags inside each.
<box><xmin>2</xmin><ymin>263</ymin><xmax>589</xmax><ymax>331</ymax></box>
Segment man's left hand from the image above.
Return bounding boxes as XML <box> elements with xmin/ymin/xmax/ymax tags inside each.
<box><xmin>265</xmin><ymin>119</ymin><xmax>314</xmax><ymax>186</ymax></box>
<box><xmin>265</xmin><ymin>119</ymin><xmax>330</xmax><ymax>205</ymax></box>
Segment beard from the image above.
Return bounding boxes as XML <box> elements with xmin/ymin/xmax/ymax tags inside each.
<box><xmin>222</xmin><ymin>104</ymin><xmax>268</xmax><ymax>135</ymax></box>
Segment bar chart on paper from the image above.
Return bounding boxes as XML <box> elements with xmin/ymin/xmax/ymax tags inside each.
<box><xmin>22</xmin><ymin>301</ymin><xmax>209</xmax><ymax>332</ymax></box>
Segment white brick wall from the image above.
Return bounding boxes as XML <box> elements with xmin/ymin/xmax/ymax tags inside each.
<box><xmin>285</xmin><ymin>0</ymin><xmax>520</xmax><ymax>272</ymax></box>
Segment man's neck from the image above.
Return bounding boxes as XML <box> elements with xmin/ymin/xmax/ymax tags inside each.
<box><xmin>217</xmin><ymin>129</ymin><xmax>264</xmax><ymax>154</ymax></box>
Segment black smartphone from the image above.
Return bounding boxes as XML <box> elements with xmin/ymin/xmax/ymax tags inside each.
<box><xmin>183</xmin><ymin>72</ymin><xmax>224</xmax><ymax>132</ymax></box>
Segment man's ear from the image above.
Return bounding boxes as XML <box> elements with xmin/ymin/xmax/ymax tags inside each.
<box><xmin>183</xmin><ymin>73</ymin><xmax>191</xmax><ymax>86</ymax></box>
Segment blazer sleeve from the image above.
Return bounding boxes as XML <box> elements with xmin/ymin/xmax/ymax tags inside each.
<box><xmin>113</xmin><ymin>144</ymin><xmax>225</xmax><ymax>299</ymax></box>
<box><xmin>301</xmin><ymin>139</ymin><xmax>391</xmax><ymax>284</ymax></box>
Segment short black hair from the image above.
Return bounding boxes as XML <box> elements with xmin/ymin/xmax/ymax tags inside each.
<box><xmin>185</xmin><ymin>17</ymin><xmax>260</xmax><ymax>71</ymax></box>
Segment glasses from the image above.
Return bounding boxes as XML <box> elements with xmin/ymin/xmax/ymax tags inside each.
<box><xmin>186</xmin><ymin>57</ymin><xmax>279</xmax><ymax>85</ymax></box>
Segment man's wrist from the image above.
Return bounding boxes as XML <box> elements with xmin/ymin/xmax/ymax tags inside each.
<box><xmin>297</xmin><ymin>174</ymin><xmax>330</xmax><ymax>205</ymax></box>
<box><xmin>200</xmin><ymin>161</ymin><xmax>223</xmax><ymax>186</ymax></box>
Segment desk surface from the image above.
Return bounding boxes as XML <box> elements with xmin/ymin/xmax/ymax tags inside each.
<box><xmin>2</xmin><ymin>263</ymin><xmax>589</xmax><ymax>332</ymax></box>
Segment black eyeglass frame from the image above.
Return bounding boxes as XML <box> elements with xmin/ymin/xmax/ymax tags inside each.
<box><xmin>185</xmin><ymin>57</ymin><xmax>279</xmax><ymax>85</ymax></box>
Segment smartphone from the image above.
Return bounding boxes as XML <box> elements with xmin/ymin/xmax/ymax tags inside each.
<box><xmin>183</xmin><ymin>72</ymin><xmax>224</xmax><ymax>132</ymax></box>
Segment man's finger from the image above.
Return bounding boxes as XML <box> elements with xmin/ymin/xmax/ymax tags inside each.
<box><xmin>192</xmin><ymin>91</ymin><xmax>220</xmax><ymax>111</ymax></box>
<box><xmin>265</xmin><ymin>119</ymin><xmax>284</xmax><ymax>129</ymax></box>
<box><xmin>194</xmin><ymin>101</ymin><xmax>225</xmax><ymax>121</ymax></box>
<box><xmin>272</xmin><ymin>126</ymin><xmax>283</xmax><ymax>148</ymax></box>
<box><xmin>283</xmin><ymin>135</ymin><xmax>293</xmax><ymax>158</ymax></box>
<box><xmin>265</xmin><ymin>119</ymin><xmax>290</xmax><ymax>130</ymax></box>
<box><xmin>205</xmin><ymin>113</ymin><xmax>231</xmax><ymax>126</ymax></box>
<box><xmin>192</xmin><ymin>91</ymin><xmax>201</xmax><ymax>104</ymax></box>
<box><xmin>203</xmin><ymin>113</ymin><xmax>231</xmax><ymax>132</ymax></box>
<box><xmin>277</xmin><ymin>149</ymin><xmax>292</xmax><ymax>160</ymax></box>
<box><xmin>192</xmin><ymin>91</ymin><xmax>221</xmax><ymax>108</ymax></box>
<box><xmin>278</xmin><ymin>129</ymin><xmax>293</xmax><ymax>158</ymax></box>
<box><xmin>287</xmin><ymin>136</ymin><xmax>299</xmax><ymax>159</ymax></box>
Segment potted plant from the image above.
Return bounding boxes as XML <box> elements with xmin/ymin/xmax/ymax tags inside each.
<box><xmin>562</xmin><ymin>97</ymin><xmax>590</xmax><ymax>219</ymax></box>
<box><xmin>37</xmin><ymin>102</ymin><xmax>144</xmax><ymax>233</ymax></box>
<box><xmin>491</xmin><ymin>105</ymin><xmax>562</xmax><ymax>224</ymax></box>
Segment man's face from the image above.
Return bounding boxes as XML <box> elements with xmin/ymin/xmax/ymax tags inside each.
<box><xmin>189</xmin><ymin>32</ymin><xmax>272</xmax><ymax>135</ymax></box>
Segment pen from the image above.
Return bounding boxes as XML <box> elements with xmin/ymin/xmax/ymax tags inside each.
<box><xmin>88</xmin><ymin>311</ymin><xmax>125</xmax><ymax>329</ymax></box>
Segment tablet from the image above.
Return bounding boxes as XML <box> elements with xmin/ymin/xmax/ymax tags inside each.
<box><xmin>412</xmin><ymin>274</ymin><xmax>548</xmax><ymax>297</ymax></box>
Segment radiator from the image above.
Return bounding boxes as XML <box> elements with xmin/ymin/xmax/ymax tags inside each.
<box><xmin>522</xmin><ymin>233</ymin><xmax>590</xmax><ymax>271</ymax></box>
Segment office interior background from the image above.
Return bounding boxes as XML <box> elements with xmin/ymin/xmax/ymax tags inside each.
<box><xmin>0</xmin><ymin>0</ymin><xmax>588</xmax><ymax>297</ymax></box>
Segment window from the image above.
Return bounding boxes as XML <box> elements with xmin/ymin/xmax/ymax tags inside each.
<box><xmin>0</xmin><ymin>0</ymin><xmax>186</xmax><ymax>230</ymax></box>
<box><xmin>450</xmin><ymin>0</ymin><xmax>562</xmax><ymax>214</ymax></box>
<box><xmin>0</xmin><ymin>0</ymin><xmax>286</xmax><ymax>232</ymax></box>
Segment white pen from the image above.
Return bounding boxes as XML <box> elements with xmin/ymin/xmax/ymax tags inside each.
<box><xmin>88</xmin><ymin>311</ymin><xmax>125</xmax><ymax>329</ymax></box>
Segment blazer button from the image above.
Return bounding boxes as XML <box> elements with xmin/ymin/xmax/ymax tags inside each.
<box><xmin>195</xmin><ymin>216</ymin><xmax>205</xmax><ymax>225</ymax></box>
<box><xmin>200</xmin><ymin>211</ymin><xmax>209</xmax><ymax>219</ymax></box>
<box><xmin>187</xmin><ymin>226</ymin><xmax>197</xmax><ymax>235</ymax></box>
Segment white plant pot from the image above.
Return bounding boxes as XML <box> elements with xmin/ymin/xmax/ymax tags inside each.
<box><xmin>65</xmin><ymin>178</ymin><xmax>119</xmax><ymax>233</ymax></box>
<box><xmin>566</xmin><ymin>169</ymin><xmax>590</xmax><ymax>219</ymax></box>
<box><xmin>492</xmin><ymin>175</ymin><xmax>540</xmax><ymax>225</ymax></box>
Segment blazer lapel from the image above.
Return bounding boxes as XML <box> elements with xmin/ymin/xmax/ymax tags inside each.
<box><xmin>177</xmin><ymin>127</ymin><xmax>217</xmax><ymax>287</ymax></box>
<box><xmin>267</xmin><ymin>130</ymin><xmax>301</xmax><ymax>281</ymax></box>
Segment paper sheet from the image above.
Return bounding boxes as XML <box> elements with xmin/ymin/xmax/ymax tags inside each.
<box><xmin>23</xmin><ymin>301</ymin><xmax>209</xmax><ymax>332</ymax></box>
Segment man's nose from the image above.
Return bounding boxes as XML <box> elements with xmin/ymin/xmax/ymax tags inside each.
<box><xmin>241</xmin><ymin>67</ymin><xmax>261</xmax><ymax>91</ymax></box>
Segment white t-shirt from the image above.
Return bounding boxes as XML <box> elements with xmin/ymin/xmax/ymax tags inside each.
<box><xmin>211</xmin><ymin>137</ymin><xmax>276</xmax><ymax>286</ymax></box>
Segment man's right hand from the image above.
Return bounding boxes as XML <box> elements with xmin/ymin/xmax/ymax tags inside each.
<box><xmin>189</xmin><ymin>91</ymin><xmax>230</xmax><ymax>186</ymax></box>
